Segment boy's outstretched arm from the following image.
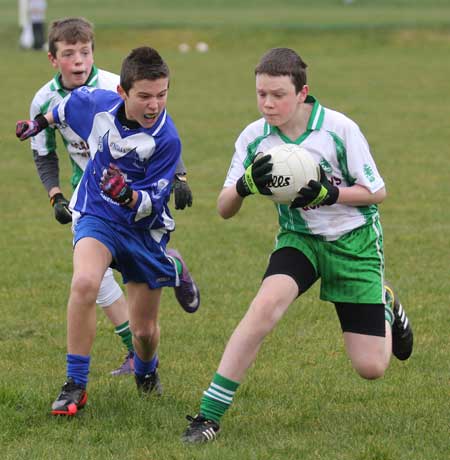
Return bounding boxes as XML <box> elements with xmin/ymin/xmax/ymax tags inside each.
<box><xmin>16</xmin><ymin>112</ymin><xmax>55</xmax><ymax>141</ymax></box>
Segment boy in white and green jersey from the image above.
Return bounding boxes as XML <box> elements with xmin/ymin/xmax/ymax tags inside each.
<box><xmin>28</xmin><ymin>18</ymin><xmax>194</xmax><ymax>376</ymax></box>
<box><xmin>182</xmin><ymin>47</ymin><xmax>413</xmax><ymax>444</ymax></box>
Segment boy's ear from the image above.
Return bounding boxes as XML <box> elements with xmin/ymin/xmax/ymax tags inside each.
<box><xmin>117</xmin><ymin>85</ymin><xmax>127</xmax><ymax>100</ymax></box>
<box><xmin>48</xmin><ymin>52</ymin><xmax>58</xmax><ymax>69</ymax></box>
<box><xmin>298</xmin><ymin>84</ymin><xmax>309</xmax><ymax>103</ymax></box>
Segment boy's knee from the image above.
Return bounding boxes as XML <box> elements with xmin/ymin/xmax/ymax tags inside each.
<box><xmin>249</xmin><ymin>295</ymin><xmax>287</xmax><ymax>334</ymax></box>
<box><xmin>133</xmin><ymin>324</ymin><xmax>158</xmax><ymax>343</ymax></box>
<box><xmin>71</xmin><ymin>274</ymin><xmax>100</xmax><ymax>304</ymax></box>
<box><xmin>354</xmin><ymin>360</ymin><xmax>386</xmax><ymax>380</ymax></box>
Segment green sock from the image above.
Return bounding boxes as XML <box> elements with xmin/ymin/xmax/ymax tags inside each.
<box><xmin>384</xmin><ymin>287</ymin><xmax>394</xmax><ymax>326</ymax></box>
<box><xmin>114</xmin><ymin>321</ymin><xmax>134</xmax><ymax>352</ymax></box>
<box><xmin>173</xmin><ymin>257</ymin><xmax>182</xmax><ymax>275</ymax></box>
<box><xmin>385</xmin><ymin>305</ymin><xmax>394</xmax><ymax>326</ymax></box>
<box><xmin>200</xmin><ymin>373</ymin><xmax>240</xmax><ymax>423</ymax></box>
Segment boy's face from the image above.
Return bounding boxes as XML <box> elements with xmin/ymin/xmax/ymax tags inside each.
<box><xmin>48</xmin><ymin>41</ymin><xmax>94</xmax><ymax>90</ymax></box>
<box><xmin>256</xmin><ymin>74</ymin><xmax>308</xmax><ymax>128</ymax></box>
<box><xmin>118</xmin><ymin>78</ymin><xmax>169</xmax><ymax>129</ymax></box>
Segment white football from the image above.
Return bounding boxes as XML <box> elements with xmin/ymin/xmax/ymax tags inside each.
<box><xmin>257</xmin><ymin>144</ymin><xmax>320</xmax><ymax>205</ymax></box>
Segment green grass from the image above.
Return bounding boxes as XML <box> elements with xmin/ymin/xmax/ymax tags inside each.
<box><xmin>0</xmin><ymin>2</ymin><xmax>449</xmax><ymax>459</ymax></box>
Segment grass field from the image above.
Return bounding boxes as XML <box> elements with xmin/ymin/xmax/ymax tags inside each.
<box><xmin>0</xmin><ymin>2</ymin><xmax>449</xmax><ymax>459</ymax></box>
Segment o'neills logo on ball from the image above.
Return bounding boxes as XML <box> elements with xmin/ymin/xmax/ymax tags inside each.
<box><xmin>269</xmin><ymin>175</ymin><xmax>291</xmax><ymax>188</ymax></box>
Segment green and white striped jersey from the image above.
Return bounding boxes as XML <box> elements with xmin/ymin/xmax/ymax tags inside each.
<box><xmin>30</xmin><ymin>66</ymin><xmax>119</xmax><ymax>174</ymax></box>
<box><xmin>224</xmin><ymin>96</ymin><xmax>385</xmax><ymax>241</ymax></box>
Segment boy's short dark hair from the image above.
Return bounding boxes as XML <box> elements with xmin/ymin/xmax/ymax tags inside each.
<box><xmin>120</xmin><ymin>47</ymin><xmax>170</xmax><ymax>93</ymax></box>
<box><xmin>255</xmin><ymin>48</ymin><xmax>308</xmax><ymax>93</ymax></box>
<box><xmin>48</xmin><ymin>17</ymin><xmax>94</xmax><ymax>57</ymax></box>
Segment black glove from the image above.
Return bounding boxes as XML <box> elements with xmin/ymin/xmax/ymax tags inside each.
<box><xmin>236</xmin><ymin>154</ymin><xmax>273</xmax><ymax>198</ymax></box>
<box><xmin>290</xmin><ymin>166</ymin><xmax>339</xmax><ymax>208</ymax></box>
<box><xmin>16</xmin><ymin>114</ymin><xmax>49</xmax><ymax>141</ymax></box>
<box><xmin>50</xmin><ymin>193</ymin><xmax>72</xmax><ymax>224</ymax></box>
<box><xmin>173</xmin><ymin>174</ymin><xmax>193</xmax><ymax>210</ymax></box>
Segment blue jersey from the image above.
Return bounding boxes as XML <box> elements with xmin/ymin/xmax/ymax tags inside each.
<box><xmin>52</xmin><ymin>86</ymin><xmax>181</xmax><ymax>231</ymax></box>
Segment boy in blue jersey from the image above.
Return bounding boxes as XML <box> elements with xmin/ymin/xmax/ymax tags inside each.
<box><xmin>26</xmin><ymin>17</ymin><xmax>194</xmax><ymax>377</ymax></box>
<box><xmin>16</xmin><ymin>46</ymin><xmax>200</xmax><ymax>416</ymax></box>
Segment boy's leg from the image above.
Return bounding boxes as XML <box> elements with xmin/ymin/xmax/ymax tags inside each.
<box><xmin>96</xmin><ymin>268</ymin><xmax>135</xmax><ymax>376</ymax></box>
<box><xmin>67</xmin><ymin>238</ymin><xmax>112</xmax><ymax>355</ymax></box>
<box><xmin>343</xmin><ymin>330</ymin><xmax>391</xmax><ymax>379</ymax></box>
<box><xmin>127</xmin><ymin>282</ymin><xmax>163</xmax><ymax>395</ymax></box>
<box><xmin>104</xmin><ymin>295</ymin><xmax>135</xmax><ymax>376</ymax></box>
<box><xmin>335</xmin><ymin>301</ymin><xmax>390</xmax><ymax>379</ymax></box>
<box><xmin>51</xmin><ymin>237</ymin><xmax>112</xmax><ymax>416</ymax></box>
<box><xmin>337</xmin><ymin>283</ymin><xmax>413</xmax><ymax>379</ymax></box>
<box><xmin>217</xmin><ymin>275</ymin><xmax>298</xmax><ymax>381</ymax></box>
<box><xmin>182</xmin><ymin>274</ymin><xmax>298</xmax><ymax>443</ymax></box>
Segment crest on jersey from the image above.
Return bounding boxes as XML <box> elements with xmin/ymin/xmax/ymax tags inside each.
<box><xmin>363</xmin><ymin>164</ymin><xmax>375</xmax><ymax>183</ymax></box>
<box><xmin>97</xmin><ymin>131</ymin><xmax>109</xmax><ymax>152</ymax></box>
<box><xmin>129</xmin><ymin>147</ymin><xmax>150</xmax><ymax>169</ymax></box>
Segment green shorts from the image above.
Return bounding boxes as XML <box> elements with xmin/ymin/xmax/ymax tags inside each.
<box><xmin>274</xmin><ymin>220</ymin><xmax>385</xmax><ymax>304</ymax></box>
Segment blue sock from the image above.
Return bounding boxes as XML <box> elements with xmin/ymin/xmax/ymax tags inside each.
<box><xmin>67</xmin><ymin>354</ymin><xmax>90</xmax><ymax>388</ymax></box>
<box><xmin>134</xmin><ymin>353</ymin><xmax>158</xmax><ymax>377</ymax></box>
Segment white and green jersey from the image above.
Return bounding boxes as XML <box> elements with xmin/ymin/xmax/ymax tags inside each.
<box><xmin>224</xmin><ymin>96</ymin><xmax>385</xmax><ymax>241</ymax></box>
<box><xmin>30</xmin><ymin>66</ymin><xmax>119</xmax><ymax>187</ymax></box>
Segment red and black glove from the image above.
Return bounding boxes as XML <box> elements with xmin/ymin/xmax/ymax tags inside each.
<box><xmin>100</xmin><ymin>164</ymin><xmax>133</xmax><ymax>205</ymax></box>
<box><xmin>16</xmin><ymin>114</ymin><xmax>49</xmax><ymax>141</ymax></box>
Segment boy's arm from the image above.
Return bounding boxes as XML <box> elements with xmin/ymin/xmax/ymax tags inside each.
<box><xmin>217</xmin><ymin>185</ymin><xmax>245</xmax><ymax>219</ymax></box>
<box><xmin>218</xmin><ymin>154</ymin><xmax>273</xmax><ymax>219</ymax></box>
<box><xmin>16</xmin><ymin>111</ymin><xmax>72</xmax><ymax>223</ymax></box>
<box><xmin>175</xmin><ymin>156</ymin><xmax>187</xmax><ymax>175</ymax></box>
<box><xmin>101</xmin><ymin>137</ymin><xmax>181</xmax><ymax>222</ymax></box>
<box><xmin>336</xmin><ymin>184</ymin><xmax>386</xmax><ymax>206</ymax></box>
<box><xmin>33</xmin><ymin>150</ymin><xmax>72</xmax><ymax>224</ymax></box>
<box><xmin>18</xmin><ymin>87</ymin><xmax>97</xmax><ymax>142</ymax></box>
<box><xmin>16</xmin><ymin>111</ymin><xmax>55</xmax><ymax>140</ymax></box>
<box><xmin>33</xmin><ymin>150</ymin><xmax>60</xmax><ymax>195</ymax></box>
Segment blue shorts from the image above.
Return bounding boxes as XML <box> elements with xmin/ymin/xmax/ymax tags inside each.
<box><xmin>74</xmin><ymin>215</ymin><xmax>177</xmax><ymax>289</ymax></box>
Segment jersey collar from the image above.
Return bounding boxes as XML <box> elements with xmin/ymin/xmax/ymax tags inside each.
<box><xmin>305</xmin><ymin>95</ymin><xmax>325</xmax><ymax>131</ymax></box>
<box><xmin>111</xmin><ymin>102</ymin><xmax>168</xmax><ymax>136</ymax></box>
<box><xmin>51</xmin><ymin>65</ymin><xmax>100</xmax><ymax>98</ymax></box>
<box><xmin>265</xmin><ymin>94</ymin><xmax>325</xmax><ymax>144</ymax></box>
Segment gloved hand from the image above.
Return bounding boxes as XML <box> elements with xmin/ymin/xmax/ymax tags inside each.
<box><xmin>50</xmin><ymin>193</ymin><xmax>72</xmax><ymax>224</ymax></box>
<box><xmin>290</xmin><ymin>166</ymin><xmax>339</xmax><ymax>208</ymax></box>
<box><xmin>100</xmin><ymin>164</ymin><xmax>133</xmax><ymax>205</ymax></box>
<box><xmin>16</xmin><ymin>114</ymin><xmax>49</xmax><ymax>141</ymax></box>
<box><xmin>173</xmin><ymin>174</ymin><xmax>193</xmax><ymax>210</ymax></box>
<box><xmin>236</xmin><ymin>154</ymin><xmax>273</xmax><ymax>198</ymax></box>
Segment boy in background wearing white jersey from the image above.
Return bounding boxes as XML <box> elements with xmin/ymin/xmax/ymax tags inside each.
<box><xmin>181</xmin><ymin>47</ymin><xmax>413</xmax><ymax>443</ymax></box>
<box><xmin>17</xmin><ymin>46</ymin><xmax>200</xmax><ymax>416</ymax></box>
<box><xmin>18</xmin><ymin>0</ymin><xmax>47</xmax><ymax>51</ymax></box>
<box><xmin>27</xmin><ymin>18</ymin><xmax>194</xmax><ymax>377</ymax></box>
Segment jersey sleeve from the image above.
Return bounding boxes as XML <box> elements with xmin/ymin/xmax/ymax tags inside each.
<box><xmin>52</xmin><ymin>86</ymin><xmax>96</xmax><ymax>141</ymax></box>
<box><xmin>223</xmin><ymin>131</ymin><xmax>248</xmax><ymax>187</ymax></box>
<box><xmin>30</xmin><ymin>94</ymin><xmax>57</xmax><ymax>156</ymax></box>
<box><xmin>175</xmin><ymin>155</ymin><xmax>187</xmax><ymax>175</ymax></box>
<box><xmin>131</xmin><ymin>136</ymin><xmax>181</xmax><ymax>223</ymax></box>
<box><xmin>344</xmin><ymin>122</ymin><xmax>385</xmax><ymax>194</ymax></box>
